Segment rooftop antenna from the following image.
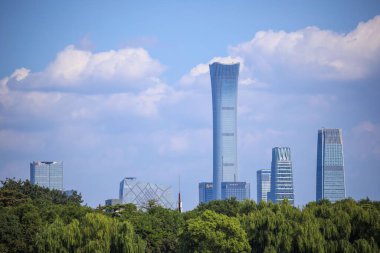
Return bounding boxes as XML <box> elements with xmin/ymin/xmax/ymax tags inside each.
<box><xmin>178</xmin><ymin>175</ymin><xmax>182</xmax><ymax>213</ymax></box>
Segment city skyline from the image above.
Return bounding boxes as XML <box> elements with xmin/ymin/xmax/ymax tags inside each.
<box><xmin>1</xmin><ymin>1</ymin><xmax>380</xmax><ymax>209</ymax></box>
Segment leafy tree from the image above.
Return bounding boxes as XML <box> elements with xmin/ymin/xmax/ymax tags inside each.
<box><xmin>294</xmin><ymin>211</ymin><xmax>325</xmax><ymax>253</ymax></box>
<box><xmin>116</xmin><ymin>204</ymin><xmax>183</xmax><ymax>252</ymax></box>
<box><xmin>180</xmin><ymin>210</ymin><xmax>251</xmax><ymax>253</ymax></box>
<box><xmin>0</xmin><ymin>208</ymin><xmax>25</xmax><ymax>253</ymax></box>
<box><xmin>36</xmin><ymin>213</ymin><xmax>146</xmax><ymax>253</ymax></box>
<box><xmin>194</xmin><ymin>198</ymin><xmax>241</xmax><ymax>217</ymax></box>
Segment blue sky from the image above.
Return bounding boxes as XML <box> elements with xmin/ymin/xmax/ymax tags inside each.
<box><xmin>1</xmin><ymin>1</ymin><xmax>380</xmax><ymax>209</ymax></box>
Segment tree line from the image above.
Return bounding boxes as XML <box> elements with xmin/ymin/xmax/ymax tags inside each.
<box><xmin>0</xmin><ymin>178</ymin><xmax>379</xmax><ymax>253</ymax></box>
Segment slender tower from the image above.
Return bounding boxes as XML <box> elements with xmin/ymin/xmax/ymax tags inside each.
<box><xmin>210</xmin><ymin>62</ymin><xmax>240</xmax><ymax>200</ymax></box>
<box><xmin>316</xmin><ymin>128</ymin><xmax>345</xmax><ymax>202</ymax></box>
<box><xmin>178</xmin><ymin>176</ymin><xmax>182</xmax><ymax>213</ymax></box>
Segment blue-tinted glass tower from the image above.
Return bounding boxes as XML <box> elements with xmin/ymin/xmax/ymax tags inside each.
<box><xmin>30</xmin><ymin>161</ymin><xmax>63</xmax><ymax>191</ymax></box>
<box><xmin>221</xmin><ymin>182</ymin><xmax>250</xmax><ymax>201</ymax></box>
<box><xmin>269</xmin><ymin>147</ymin><xmax>294</xmax><ymax>205</ymax></box>
<box><xmin>257</xmin><ymin>169</ymin><xmax>271</xmax><ymax>203</ymax></box>
<box><xmin>210</xmin><ymin>62</ymin><xmax>240</xmax><ymax>200</ymax></box>
<box><xmin>199</xmin><ymin>182</ymin><xmax>213</xmax><ymax>204</ymax></box>
<box><xmin>316</xmin><ymin>128</ymin><xmax>346</xmax><ymax>202</ymax></box>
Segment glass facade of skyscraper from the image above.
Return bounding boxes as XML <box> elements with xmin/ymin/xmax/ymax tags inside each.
<box><xmin>268</xmin><ymin>147</ymin><xmax>294</xmax><ymax>205</ymax></box>
<box><xmin>210</xmin><ymin>62</ymin><xmax>240</xmax><ymax>200</ymax></box>
<box><xmin>199</xmin><ymin>182</ymin><xmax>214</xmax><ymax>204</ymax></box>
<box><xmin>221</xmin><ymin>182</ymin><xmax>250</xmax><ymax>201</ymax></box>
<box><xmin>257</xmin><ymin>169</ymin><xmax>271</xmax><ymax>203</ymax></box>
<box><xmin>30</xmin><ymin>161</ymin><xmax>63</xmax><ymax>191</ymax></box>
<box><xmin>119</xmin><ymin>177</ymin><xmax>174</xmax><ymax>209</ymax></box>
<box><xmin>316</xmin><ymin>128</ymin><xmax>346</xmax><ymax>202</ymax></box>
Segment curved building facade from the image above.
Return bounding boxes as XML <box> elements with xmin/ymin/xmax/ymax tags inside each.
<box><xmin>210</xmin><ymin>62</ymin><xmax>240</xmax><ymax>200</ymax></box>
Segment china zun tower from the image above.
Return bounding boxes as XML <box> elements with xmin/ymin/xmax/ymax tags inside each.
<box><xmin>210</xmin><ymin>62</ymin><xmax>240</xmax><ymax>200</ymax></box>
<box><xmin>316</xmin><ymin>128</ymin><xmax>346</xmax><ymax>202</ymax></box>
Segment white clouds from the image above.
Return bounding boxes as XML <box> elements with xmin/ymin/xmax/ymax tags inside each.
<box><xmin>0</xmin><ymin>45</ymin><xmax>176</xmax><ymax>121</ymax></box>
<box><xmin>180</xmin><ymin>15</ymin><xmax>380</xmax><ymax>90</ymax></box>
<box><xmin>8</xmin><ymin>45</ymin><xmax>165</xmax><ymax>92</ymax></box>
<box><xmin>230</xmin><ymin>15</ymin><xmax>380</xmax><ymax>81</ymax></box>
<box><xmin>10</xmin><ymin>68</ymin><xmax>30</xmax><ymax>81</ymax></box>
<box><xmin>47</xmin><ymin>45</ymin><xmax>164</xmax><ymax>86</ymax></box>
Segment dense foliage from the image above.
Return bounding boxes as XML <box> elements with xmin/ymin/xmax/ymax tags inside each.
<box><xmin>1</xmin><ymin>179</ymin><xmax>379</xmax><ymax>253</ymax></box>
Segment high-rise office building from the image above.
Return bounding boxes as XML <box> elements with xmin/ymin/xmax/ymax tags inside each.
<box><xmin>119</xmin><ymin>177</ymin><xmax>174</xmax><ymax>209</ymax></box>
<box><xmin>30</xmin><ymin>161</ymin><xmax>63</xmax><ymax>191</ymax></box>
<box><xmin>257</xmin><ymin>169</ymin><xmax>271</xmax><ymax>203</ymax></box>
<box><xmin>199</xmin><ymin>182</ymin><xmax>214</xmax><ymax>204</ymax></box>
<box><xmin>221</xmin><ymin>182</ymin><xmax>250</xmax><ymax>201</ymax></box>
<box><xmin>268</xmin><ymin>147</ymin><xmax>294</xmax><ymax>205</ymax></box>
<box><xmin>210</xmin><ymin>62</ymin><xmax>240</xmax><ymax>200</ymax></box>
<box><xmin>316</xmin><ymin>128</ymin><xmax>346</xmax><ymax>202</ymax></box>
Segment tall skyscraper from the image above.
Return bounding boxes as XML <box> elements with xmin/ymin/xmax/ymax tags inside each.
<box><xmin>210</xmin><ymin>62</ymin><xmax>240</xmax><ymax>200</ymax></box>
<box><xmin>257</xmin><ymin>169</ymin><xmax>271</xmax><ymax>203</ymax></box>
<box><xmin>268</xmin><ymin>147</ymin><xmax>294</xmax><ymax>205</ymax></box>
<box><xmin>199</xmin><ymin>182</ymin><xmax>213</xmax><ymax>204</ymax></box>
<box><xmin>316</xmin><ymin>128</ymin><xmax>346</xmax><ymax>202</ymax></box>
<box><xmin>30</xmin><ymin>161</ymin><xmax>63</xmax><ymax>191</ymax></box>
<box><xmin>221</xmin><ymin>182</ymin><xmax>250</xmax><ymax>201</ymax></box>
<box><xmin>119</xmin><ymin>177</ymin><xmax>174</xmax><ymax>209</ymax></box>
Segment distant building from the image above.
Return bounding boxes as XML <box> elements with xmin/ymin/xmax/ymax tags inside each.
<box><xmin>199</xmin><ymin>182</ymin><xmax>214</xmax><ymax>204</ymax></box>
<box><xmin>221</xmin><ymin>182</ymin><xmax>250</xmax><ymax>201</ymax></box>
<box><xmin>30</xmin><ymin>161</ymin><xmax>63</xmax><ymax>191</ymax></box>
<box><xmin>210</xmin><ymin>62</ymin><xmax>240</xmax><ymax>200</ymax></box>
<box><xmin>119</xmin><ymin>177</ymin><xmax>174</xmax><ymax>209</ymax></box>
<box><xmin>316</xmin><ymin>128</ymin><xmax>346</xmax><ymax>202</ymax></box>
<box><xmin>105</xmin><ymin>199</ymin><xmax>122</xmax><ymax>206</ymax></box>
<box><xmin>257</xmin><ymin>169</ymin><xmax>271</xmax><ymax>203</ymax></box>
<box><xmin>64</xmin><ymin>190</ymin><xmax>75</xmax><ymax>196</ymax></box>
<box><xmin>268</xmin><ymin>147</ymin><xmax>294</xmax><ymax>205</ymax></box>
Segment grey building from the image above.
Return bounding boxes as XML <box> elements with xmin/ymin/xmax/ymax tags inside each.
<box><xmin>268</xmin><ymin>147</ymin><xmax>294</xmax><ymax>205</ymax></box>
<box><xmin>257</xmin><ymin>169</ymin><xmax>271</xmax><ymax>203</ymax></box>
<box><xmin>30</xmin><ymin>161</ymin><xmax>63</xmax><ymax>191</ymax></box>
<box><xmin>316</xmin><ymin>128</ymin><xmax>346</xmax><ymax>202</ymax></box>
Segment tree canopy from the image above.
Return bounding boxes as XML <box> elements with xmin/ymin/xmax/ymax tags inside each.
<box><xmin>1</xmin><ymin>178</ymin><xmax>379</xmax><ymax>253</ymax></box>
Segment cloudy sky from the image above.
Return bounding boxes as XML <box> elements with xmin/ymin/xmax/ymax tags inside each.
<box><xmin>1</xmin><ymin>1</ymin><xmax>380</xmax><ymax>209</ymax></box>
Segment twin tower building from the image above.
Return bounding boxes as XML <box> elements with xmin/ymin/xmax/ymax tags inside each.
<box><xmin>199</xmin><ymin>62</ymin><xmax>346</xmax><ymax>205</ymax></box>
